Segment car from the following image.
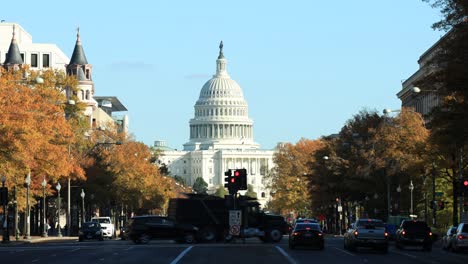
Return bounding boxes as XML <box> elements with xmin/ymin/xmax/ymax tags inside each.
<box><xmin>289</xmin><ymin>222</ymin><xmax>324</xmax><ymax>250</ymax></box>
<box><xmin>449</xmin><ymin>222</ymin><xmax>468</xmax><ymax>252</ymax></box>
<box><xmin>442</xmin><ymin>226</ymin><xmax>457</xmax><ymax>250</ymax></box>
<box><xmin>91</xmin><ymin>216</ymin><xmax>115</xmax><ymax>239</ymax></box>
<box><xmin>395</xmin><ymin>220</ymin><xmax>432</xmax><ymax>251</ymax></box>
<box><xmin>344</xmin><ymin>218</ymin><xmax>388</xmax><ymax>253</ymax></box>
<box><xmin>294</xmin><ymin>218</ymin><xmax>318</xmax><ymax>225</ymax></box>
<box><xmin>78</xmin><ymin>222</ymin><xmax>104</xmax><ymax>242</ymax></box>
<box><xmin>127</xmin><ymin>215</ymin><xmax>198</xmax><ymax>244</ymax></box>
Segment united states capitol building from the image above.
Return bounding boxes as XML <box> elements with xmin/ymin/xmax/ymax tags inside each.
<box><xmin>155</xmin><ymin>42</ymin><xmax>275</xmax><ymax>207</ymax></box>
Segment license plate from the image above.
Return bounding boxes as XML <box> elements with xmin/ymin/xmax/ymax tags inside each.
<box><xmin>305</xmin><ymin>234</ymin><xmax>311</xmax><ymax>237</ymax></box>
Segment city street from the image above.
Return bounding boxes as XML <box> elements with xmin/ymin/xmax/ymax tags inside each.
<box><xmin>0</xmin><ymin>236</ymin><xmax>467</xmax><ymax>264</ymax></box>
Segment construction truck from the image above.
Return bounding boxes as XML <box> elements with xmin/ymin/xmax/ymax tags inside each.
<box><xmin>167</xmin><ymin>194</ymin><xmax>289</xmax><ymax>243</ymax></box>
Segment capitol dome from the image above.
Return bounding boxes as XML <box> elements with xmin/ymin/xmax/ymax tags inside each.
<box><xmin>183</xmin><ymin>42</ymin><xmax>259</xmax><ymax>151</ymax></box>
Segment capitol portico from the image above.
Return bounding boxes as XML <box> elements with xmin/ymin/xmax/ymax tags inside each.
<box><xmin>156</xmin><ymin>42</ymin><xmax>275</xmax><ymax>207</ymax></box>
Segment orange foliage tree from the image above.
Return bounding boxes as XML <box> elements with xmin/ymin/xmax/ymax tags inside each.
<box><xmin>0</xmin><ymin>67</ymin><xmax>85</xmax><ymax>210</ymax></box>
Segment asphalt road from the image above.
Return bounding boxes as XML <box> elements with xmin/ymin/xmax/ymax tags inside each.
<box><xmin>0</xmin><ymin>237</ymin><xmax>467</xmax><ymax>264</ymax></box>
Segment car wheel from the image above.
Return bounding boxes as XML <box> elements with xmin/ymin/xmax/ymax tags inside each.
<box><xmin>267</xmin><ymin>228</ymin><xmax>283</xmax><ymax>243</ymax></box>
<box><xmin>199</xmin><ymin>226</ymin><xmax>217</xmax><ymax>243</ymax></box>
<box><xmin>183</xmin><ymin>233</ymin><xmax>195</xmax><ymax>244</ymax></box>
<box><xmin>139</xmin><ymin>233</ymin><xmax>151</xmax><ymax>244</ymax></box>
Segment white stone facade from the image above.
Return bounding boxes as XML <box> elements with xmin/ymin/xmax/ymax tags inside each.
<box><xmin>156</xmin><ymin>43</ymin><xmax>275</xmax><ymax>207</ymax></box>
<box><xmin>0</xmin><ymin>22</ymin><xmax>69</xmax><ymax>70</ymax></box>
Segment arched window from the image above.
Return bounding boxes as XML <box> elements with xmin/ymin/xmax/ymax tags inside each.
<box><xmin>80</xmin><ymin>90</ymin><xmax>84</xmax><ymax>100</ymax></box>
<box><xmin>261</xmin><ymin>192</ymin><xmax>266</xmax><ymax>198</ymax></box>
<box><xmin>85</xmin><ymin>90</ymin><xmax>90</xmax><ymax>100</ymax></box>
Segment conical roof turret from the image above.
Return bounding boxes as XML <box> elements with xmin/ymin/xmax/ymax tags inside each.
<box><xmin>69</xmin><ymin>27</ymin><xmax>88</xmax><ymax>65</ymax></box>
<box><xmin>3</xmin><ymin>25</ymin><xmax>23</xmax><ymax>65</ymax></box>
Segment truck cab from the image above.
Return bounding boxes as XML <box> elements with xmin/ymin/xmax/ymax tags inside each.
<box><xmin>91</xmin><ymin>216</ymin><xmax>115</xmax><ymax>239</ymax></box>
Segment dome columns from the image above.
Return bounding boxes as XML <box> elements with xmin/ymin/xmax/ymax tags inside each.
<box><xmin>189</xmin><ymin>123</ymin><xmax>253</xmax><ymax>140</ymax></box>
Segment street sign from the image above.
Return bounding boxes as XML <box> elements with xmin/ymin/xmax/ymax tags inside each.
<box><xmin>230</xmin><ymin>224</ymin><xmax>240</xmax><ymax>236</ymax></box>
<box><xmin>229</xmin><ymin>210</ymin><xmax>241</xmax><ymax>226</ymax></box>
<box><xmin>337</xmin><ymin>205</ymin><xmax>342</xmax><ymax>212</ymax></box>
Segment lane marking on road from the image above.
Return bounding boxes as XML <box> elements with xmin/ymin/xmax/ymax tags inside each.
<box><xmin>274</xmin><ymin>246</ymin><xmax>297</xmax><ymax>264</ymax></box>
<box><xmin>170</xmin><ymin>246</ymin><xmax>193</xmax><ymax>264</ymax></box>
<box><xmin>332</xmin><ymin>247</ymin><xmax>356</xmax><ymax>257</ymax></box>
<box><xmin>391</xmin><ymin>250</ymin><xmax>417</xmax><ymax>259</ymax></box>
<box><xmin>124</xmin><ymin>246</ymin><xmax>134</xmax><ymax>251</ymax></box>
<box><xmin>32</xmin><ymin>259</ymin><xmax>39</xmax><ymax>263</ymax></box>
<box><xmin>69</xmin><ymin>248</ymin><xmax>80</xmax><ymax>252</ymax></box>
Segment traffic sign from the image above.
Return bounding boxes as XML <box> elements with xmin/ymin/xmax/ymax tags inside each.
<box><xmin>229</xmin><ymin>210</ymin><xmax>241</xmax><ymax>226</ymax></box>
<box><xmin>230</xmin><ymin>224</ymin><xmax>240</xmax><ymax>236</ymax></box>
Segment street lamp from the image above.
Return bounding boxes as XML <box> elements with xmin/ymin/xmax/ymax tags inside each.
<box><xmin>1</xmin><ymin>175</ymin><xmax>9</xmax><ymax>243</ymax></box>
<box><xmin>41</xmin><ymin>178</ymin><xmax>48</xmax><ymax>237</ymax></box>
<box><xmin>396</xmin><ymin>185</ymin><xmax>401</xmax><ymax>214</ymax></box>
<box><xmin>24</xmin><ymin>172</ymin><xmax>31</xmax><ymax>240</ymax></box>
<box><xmin>56</xmin><ymin>182</ymin><xmax>62</xmax><ymax>237</ymax></box>
<box><xmin>409</xmin><ymin>181</ymin><xmax>414</xmax><ymax>216</ymax></box>
<box><xmin>80</xmin><ymin>189</ymin><xmax>85</xmax><ymax>224</ymax></box>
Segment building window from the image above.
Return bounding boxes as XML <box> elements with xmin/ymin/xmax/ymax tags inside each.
<box><xmin>209</xmin><ymin>168</ymin><xmax>212</xmax><ymax>174</ymax></box>
<box><xmin>42</xmin><ymin>54</ymin><xmax>50</xmax><ymax>68</ymax></box>
<box><xmin>20</xmin><ymin>53</ymin><xmax>25</xmax><ymax>63</ymax></box>
<box><xmin>261</xmin><ymin>192</ymin><xmax>266</xmax><ymax>198</ymax></box>
<box><xmin>31</xmin><ymin>54</ymin><xmax>38</xmax><ymax>67</ymax></box>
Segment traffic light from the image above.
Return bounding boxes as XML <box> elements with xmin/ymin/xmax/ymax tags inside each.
<box><xmin>234</xmin><ymin>169</ymin><xmax>248</xmax><ymax>190</ymax></box>
<box><xmin>461</xmin><ymin>178</ymin><xmax>468</xmax><ymax>195</ymax></box>
<box><xmin>224</xmin><ymin>169</ymin><xmax>232</xmax><ymax>189</ymax></box>
<box><xmin>0</xmin><ymin>187</ymin><xmax>8</xmax><ymax>206</ymax></box>
<box><xmin>437</xmin><ymin>201</ymin><xmax>445</xmax><ymax>210</ymax></box>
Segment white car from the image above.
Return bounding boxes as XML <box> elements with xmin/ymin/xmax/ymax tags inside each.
<box><xmin>91</xmin><ymin>217</ymin><xmax>115</xmax><ymax>239</ymax></box>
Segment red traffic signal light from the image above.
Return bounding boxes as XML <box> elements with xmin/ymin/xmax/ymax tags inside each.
<box><xmin>464</xmin><ymin>180</ymin><xmax>468</xmax><ymax>187</ymax></box>
<box><xmin>234</xmin><ymin>170</ymin><xmax>240</xmax><ymax>177</ymax></box>
<box><xmin>234</xmin><ymin>169</ymin><xmax>247</xmax><ymax>190</ymax></box>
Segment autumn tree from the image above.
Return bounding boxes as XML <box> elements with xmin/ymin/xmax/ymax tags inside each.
<box><xmin>266</xmin><ymin>139</ymin><xmax>324</xmax><ymax>217</ymax></box>
<box><xmin>0</xmin><ymin>67</ymin><xmax>84</xmax><ymax>210</ymax></box>
<box><xmin>421</xmin><ymin>0</ymin><xmax>468</xmax><ymax>225</ymax></box>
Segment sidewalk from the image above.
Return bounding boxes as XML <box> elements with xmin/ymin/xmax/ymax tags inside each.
<box><xmin>0</xmin><ymin>235</ymin><xmax>78</xmax><ymax>245</ymax></box>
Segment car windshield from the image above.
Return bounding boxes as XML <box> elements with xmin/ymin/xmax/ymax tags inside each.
<box><xmin>462</xmin><ymin>225</ymin><xmax>468</xmax><ymax>233</ymax></box>
<box><xmin>93</xmin><ymin>218</ymin><xmax>111</xmax><ymax>224</ymax></box>
<box><xmin>356</xmin><ymin>219</ymin><xmax>384</xmax><ymax>229</ymax></box>
<box><xmin>294</xmin><ymin>223</ymin><xmax>320</xmax><ymax>231</ymax></box>
<box><xmin>402</xmin><ymin>221</ymin><xmax>428</xmax><ymax>230</ymax></box>
<box><xmin>83</xmin><ymin>222</ymin><xmax>99</xmax><ymax>228</ymax></box>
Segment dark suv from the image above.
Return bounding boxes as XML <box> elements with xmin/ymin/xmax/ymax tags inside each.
<box><xmin>395</xmin><ymin>220</ymin><xmax>432</xmax><ymax>251</ymax></box>
<box><xmin>127</xmin><ymin>215</ymin><xmax>198</xmax><ymax>244</ymax></box>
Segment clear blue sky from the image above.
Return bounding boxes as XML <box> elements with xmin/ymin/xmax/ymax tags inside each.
<box><xmin>4</xmin><ymin>0</ymin><xmax>443</xmax><ymax>149</ymax></box>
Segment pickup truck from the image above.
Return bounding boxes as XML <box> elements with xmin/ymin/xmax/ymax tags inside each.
<box><xmin>91</xmin><ymin>216</ymin><xmax>115</xmax><ymax>239</ymax></box>
<box><xmin>344</xmin><ymin>218</ymin><xmax>389</xmax><ymax>253</ymax></box>
<box><xmin>395</xmin><ymin>220</ymin><xmax>432</xmax><ymax>251</ymax></box>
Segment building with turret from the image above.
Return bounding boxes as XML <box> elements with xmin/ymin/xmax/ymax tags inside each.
<box><xmin>0</xmin><ymin>22</ymin><xmax>128</xmax><ymax>133</ymax></box>
<box><xmin>155</xmin><ymin>42</ymin><xmax>274</xmax><ymax>207</ymax></box>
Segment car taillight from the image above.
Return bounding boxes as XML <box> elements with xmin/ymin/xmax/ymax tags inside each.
<box><xmin>384</xmin><ymin>232</ymin><xmax>388</xmax><ymax>237</ymax></box>
<box><xmin>458</xmin><ymin>235</ymin><xmax>467</xmax><ymax>240</ymax></box>
<box><xmin>318</xmin><ymin>232</ymin><xmax>323</xmax><ymax>236</ymax></box>
<box><xmin>354</xmin><ymin>231</ymin><xmax>358</xmax><ymax>237</ymax></box>
<box><xmin>402</xmin><ymin>230</ymin><xmax>406</xmax><ymax>236</ymax></box>
<box><xmin>293</xmin><ymin>232</ymin><xmax>300</xmax><ymax>236</ymax></box>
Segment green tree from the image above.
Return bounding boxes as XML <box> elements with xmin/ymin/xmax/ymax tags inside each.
<box><xmin>245</xmin><ymin>184</ymin><xmax>257</xmax><ymax>199</ymax></box>
<box><xmin>214</xmin><ymin>185</ymin><xmax>228</xmax><ymax>198</ymax></box>
<box><xmin>193</xmin><ymin>177</ymin><xmax>208</xmax><ymax>194</ymax></box>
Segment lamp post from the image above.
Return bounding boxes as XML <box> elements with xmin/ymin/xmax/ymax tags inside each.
<box><xmin>24</xmin><ymin>172</ymin><xmax>31</xmax><ymax>240</ymax></box>
<box><xmin>1</xmin><ymin>176</ymin><xmax>9</xmax><ymax>243</ymax></box>
<box><xmin>80</xmin><ymin>189</ymin><xmax>85</xmax><ymax>224</ymax></box>
<box><xmin>409</xmin><ymin>181</ymin><xmax>414</xmax><ymax>216</ymax></box>
<box><xmin>396</xmin><ymin>185</ymin><xmax>401</xmax><ymax>214</ymax></box>
<box><xmin>41</xmin><ymin>178</ymin><xmax>47</xmax><ymax>237</ymax></box>
<box><xmin>56</xmin><ymin>182</ymin><xmax>62</xmax><ymax>237</ymax></box>
<box><xmin>14</xmin><ymin>180</ymin><xmax>19</xmax><ymax>241</ymax></box>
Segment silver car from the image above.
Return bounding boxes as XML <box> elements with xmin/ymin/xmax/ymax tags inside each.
<box><xmin>442</xmin><ymin>226</ymin><xmax>457</xmax><ymax>250</ymax></box>
<box><xmin>450</xmin><ymin>223</ymin><xmax>468</xmax><ymax>252</ymax></box>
